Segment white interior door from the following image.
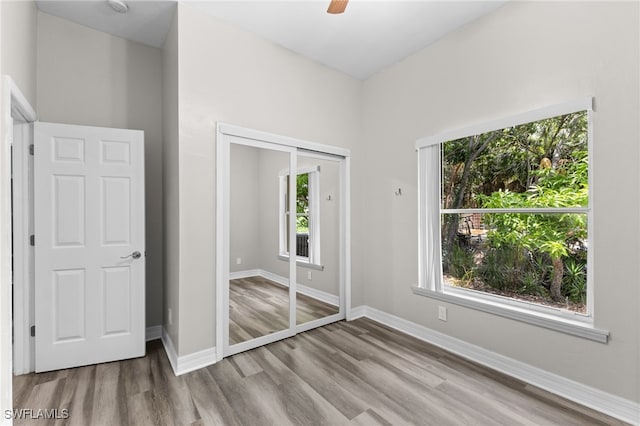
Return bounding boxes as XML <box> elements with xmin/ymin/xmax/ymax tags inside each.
<box><xmin>34</xmin><ymin>122</ymin><xmax>145</xmax><ymax>372</ymax></box>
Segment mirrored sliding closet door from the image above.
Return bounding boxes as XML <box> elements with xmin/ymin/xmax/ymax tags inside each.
<box><xmin>226</xmin><ymin>140</ymin><xmax>296</xmax><ymax>356</ymax></box>
<box><xmin>218</xmin><ymin>126</ymin><xmax>349</xmax><ymax>359</ymax></box>
<box><xmin>295</xmin><ymin>151</ymin><xmax>343</xmax><ymax>331</ymax></box>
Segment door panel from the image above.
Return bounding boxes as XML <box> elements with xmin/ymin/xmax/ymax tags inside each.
<box><xmin>296</xmin><ymin>154</ymin><xmax>341</xmax><ymax>328</ymax></box>
<box><xmin>53</xmin><ymin>175</ymin><xmax>85</xmax><ymax>247</ymax></box>
<box><xmin>34</xmin><ymin>122</ymin><xmax>145</xmax><ymax>372</ymax></box>
<box><xmin>53</xmin><ymin>269</ymin><xmax>85</xmax><ymax>341</ymax></box>
<box><xmin>101</xmin><ymin>266</ymin><xmax>131</xmax><ymax>335</ymax></box>
<box><xmin>101</xmin><ymin>177</ymin><xmax>131</xmax><ymax>245</ymax></box>
<box><xmin>228</xmin><ymin>143</ymin><xmax>294</xmax><ymax>348</ymax></box>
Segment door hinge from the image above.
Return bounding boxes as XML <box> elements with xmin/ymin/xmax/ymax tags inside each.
<box><xmin>30</xmin><ymin>235</ymin><xmax>35</xmax><ymax>246</ymax></box>
<box><xmin>29</xmin><ymin>144</ymin><xmax>34</xmax><ymax>155</ymax></box>
<box><xmin>30</xmin><ymin>325</ymin><xmax>35</xmax><ymax>337</ymax></box>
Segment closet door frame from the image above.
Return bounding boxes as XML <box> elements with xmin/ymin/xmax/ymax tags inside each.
<box><xmin>215</xmin><ymin>124</ymin><xmax>351</xmax><ymax>360</ymax></box>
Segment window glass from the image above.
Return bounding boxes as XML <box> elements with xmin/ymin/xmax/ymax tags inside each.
<box><xmin>441</xmin><ymin>111</ymin><xmax>588</xmax><ymax>209</ymax></box>
<box><xmin>280</xmin><ymin>170</ymin><xmax>319</xmax><ymax>262</ymax></box>
<box><xmin>439</xmin><ymin>110</ymin><xmax>589</xmax><ymax>314</ymax></box>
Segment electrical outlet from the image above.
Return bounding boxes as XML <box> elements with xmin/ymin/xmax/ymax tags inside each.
<box><xmin>236</xmin><ymin>257</ymin><xmax>242</xmax><ymax>265</ymax></box>
<box><xmin>438</xmin><ymin>306</ymin><xmax>447</xmax><ymax>321</ymax></box>
<box><xmin>168</xmin><ymin>308</ymin><xmax>173</xmax><ymax>325</ymax></box>
<box><xmin>307</xmin><ymin>271</ymin><xmax>313</xmax><ymax>280</ymax></box>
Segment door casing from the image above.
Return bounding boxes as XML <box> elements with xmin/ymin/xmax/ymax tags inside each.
<box><xmin>5</xmin><ymin>76</ymin><xmax>37</xmax><ymax>376</ymax></box>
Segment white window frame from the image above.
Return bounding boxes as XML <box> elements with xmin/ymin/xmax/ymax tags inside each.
<box><xmin>278</xmin><ymin>165</ymin><xmax>322</xmax><ymax>270</ymax></box>
<box><xmin>414</xmin><ymin>98</ymin><xmax>609</xmax><ymax>343</ymax></box>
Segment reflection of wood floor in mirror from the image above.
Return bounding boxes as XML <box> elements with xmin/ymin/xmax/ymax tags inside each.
<box><xmin>229</xmin><ymin>276</ymin><xmax>339</xmax><ymax>345</ymax></box>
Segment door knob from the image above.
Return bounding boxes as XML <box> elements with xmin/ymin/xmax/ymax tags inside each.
<box><xmin>120</xmin><ymin>251</ymin><xmax>142</xmax><ymax>260</ymax></box>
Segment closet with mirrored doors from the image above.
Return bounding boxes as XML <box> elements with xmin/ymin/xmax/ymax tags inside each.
<box><xmin>216</xmin><ymin>125</ymin><xmax>350</xmax><ymax>358</ymax></box>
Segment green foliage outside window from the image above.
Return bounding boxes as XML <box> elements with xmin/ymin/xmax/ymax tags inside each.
<box><xmin>296</xmin><ymin>173</ymin><xmax>309</xmax><ymax>233</ymax></box>
<box><xmin>442</xmin><ymin>111</ymin><xmax>588</xmax><ymax>311</ymax></box>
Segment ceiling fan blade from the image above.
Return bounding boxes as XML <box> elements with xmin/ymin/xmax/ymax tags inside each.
<box><xmin>327</xmin><ymin>0</ymin><xmax>348</xmax><ymax>14</ymax></box>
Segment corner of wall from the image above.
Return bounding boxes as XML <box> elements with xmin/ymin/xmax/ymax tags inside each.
<box><xmin>161</xmin><ymin>5</ymin><xmax>180</xmax><ymax>353</ymax></box>
<box><xmin>1</xmin><ymin>0</ymin><xmax>38</xmax><ymax>108</ymax></box>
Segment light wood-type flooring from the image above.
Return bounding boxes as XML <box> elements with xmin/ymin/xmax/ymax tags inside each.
<box><xmin>13</xmin><ymin>318</ymin><xmax>626</xmax><ymax>426</ymax></box>
<box><xmin>229</xmin><ymin>276</ymin><xmax>339</xmax><ymax>345</ymax></box>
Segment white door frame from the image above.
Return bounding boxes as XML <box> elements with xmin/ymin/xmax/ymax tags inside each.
<box><xmin>8</xmin><ymin>77</ymin><xmax>37</xmax><ymax>376</ymax></box>
<box><xmin>11</xmin><ymin>120</ymin><xmax>33</xmax><ymax>375</ymax></box>
<box><xmin>2</xmin><ymin>75</ymin><xmax>37</xmax><ymax>419</ymax></box>
<box><xmin>215</xmin><ymin>123</ymin><xmax>352</xmax><ymax>361</ymax></box>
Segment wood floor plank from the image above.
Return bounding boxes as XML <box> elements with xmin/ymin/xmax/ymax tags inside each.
<box><xmin>274</xmin><ymin>332</ymin><xmax>424</xmax><ymax>425</ymax></box>
<box><xmin>13</xmin><ymin>318</ymin><xmax>628</xmax><ymax>426</ymax></box>
<box><xmin>348</xmin><ymin>409</ymin><xmax>392</xmax><ymax>426</ymax></box>
<box><xmin>60</xmin><ymin>365</ymin><xmax>96</xmax><ymax>426</ymax></box>
<box><xmin>266</xmin><ymin>336</ymin><xmax>372</xmax><ymax>421</ymax></box>
<box><xmin>228</xmin><ymin>351</ymin><xmax>263</xmax><ymax>378</ymax></box>
<box><xmin>127</xmin><ymin>390</ymin><xmax>167</xmax><ymax>426</ymax></box>
<box><xmin>277</xmin><ymin>374</ymin><xmax>348</xmax><ymax>426</ymax></box>
<box><xmin>90</xmin><ymin>363</ymin><xmax>127</xmax><ymax>426</ymax></box>
<box><xmin>18</xmin><ymin>378</ymin><xmax>66</xmax><ymax>426</ymax></box>
<box><xmin>183</xmin><ymin>369</ymin><xmax>241</xmax><ymax>426</ymax></box>
<box><xmin>521</xmin><ymin>384</ymin><xmax>629</xmax><ymax>426</ymax></box>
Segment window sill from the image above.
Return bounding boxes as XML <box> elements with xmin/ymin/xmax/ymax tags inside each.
<box><xmin>411</xmin><ymin>286</ymin><xmax>609</xmax><ymax>343</ymax></box>
<box><xmin>277</xmin><ymin>255</ymin><xmax>324</xmax><ymax>271</ymax></box>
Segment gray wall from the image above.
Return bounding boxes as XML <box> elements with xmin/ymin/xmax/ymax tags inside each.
<box><xmin>174</xmin><ymin>3</ymin><xmax>362</xmax><ymax>355</ymax></box>
<box><xmin>230</xmin><ymin>143</ymin><xmax>261</xmax><ymax>273</ymax></box>
<box><xmin>361</xmin><ymin>1</ymin><xmax>639</xmax><ymax>402</ymax></box>
<box><xmin>1</xmin><ymin>1</ymin><xmax>37</xmax><ymax>107</ymax></box>
<box><xmin>162</xmin><ymin>10</ymin><xmax>180</xmax><ymax>343</ymax></box>
<box><xmin>36</xmin><ymin>12</ymin><xmax>165</xmax><ymax>328</ymax></box>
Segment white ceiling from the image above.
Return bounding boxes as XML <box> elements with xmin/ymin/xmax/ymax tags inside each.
<box><xmin>35</xmin><ymin>0</ymin><xmax>507</xmax><ymax>80</ymax></box>
<box><xmin>35</xmin><ymin>0</ymin><xmax>177</xmax><ymax>48</ymax></box>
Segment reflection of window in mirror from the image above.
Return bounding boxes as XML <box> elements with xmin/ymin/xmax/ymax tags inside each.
<box><xmin>278</xmin><ymin>166</ymin><xmax>321</xmax><ymax>267</ymax></box>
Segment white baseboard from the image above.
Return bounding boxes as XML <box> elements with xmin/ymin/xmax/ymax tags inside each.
<box><xmin>160</xmin><ymin>327</ymin><xmax>217</xmax><ymax>376</ymax></box>
<box><xmin>145</xmin><ymin>325</ymin><xmax>162</xmax><ymax>342</ymax></box>
<box><xmin>175</xmin><ymin>346</ymin><xmax>217</xmax><ymax>376</ymax></box>
<box><xmin>160</xmin><ymin>327</ymin><xmax>178</xmax><ymax>375</ymax></box>
<box><xmin>259</xmin><ymin>269</ymin><xmax>288</xmax><ymax>287</ymax></box>
<box><xmin>350</xmin><ymin>305</ymin><xmax>639</xmax><ymax>425</ymax></box>
<box><xmin>229</xmin><ymin>269</ymin><xmax>261</xmax><ymax>280</ymax></box>
<box><xmin>234</xmin><ymin>269</ymin><xmax>339</xmax><ymax>306</ymax></box>
<box><xmin>297</xmin><ymin>283</ymin><xmax>339</xmax><ymax>307</ymax></box>
<box><xmin>349</xmin><ymin>305</ymin><xmax>366</xmax><ymax>319</ymax></box>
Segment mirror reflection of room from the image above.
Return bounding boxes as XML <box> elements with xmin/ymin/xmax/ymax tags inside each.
<box><xmin>293</xmin><ymin>155</ymin><xmax>339</xmax><ymax>326</ymax></box>
<box><xmin>229</xmin><ymin>144</ymin><xmax>291</xmax><ymax>345</ymax></box>
<box><xmin>228</xmin><ymin>145</ymin><xmax>341</xmax><ymax>346</ymax></box>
